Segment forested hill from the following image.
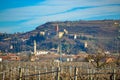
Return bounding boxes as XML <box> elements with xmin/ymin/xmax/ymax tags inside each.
<box><xmin>0</xmin><ymin>20</ymin><xmax>120</xmax><ymax>54</ymax></box>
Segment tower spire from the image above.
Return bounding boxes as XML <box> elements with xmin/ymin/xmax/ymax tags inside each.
<box><xmin>55</xmin><ymin>24</ymin><xmax>59</xmax><ymax>32</ymax></box>
<box><xmin>34</xmin><ymin>40</ymin><xmax>37</xmax><ymax>55</ymax></box>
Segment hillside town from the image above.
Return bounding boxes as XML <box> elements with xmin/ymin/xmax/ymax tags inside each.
<box><xmin>0</xmin><ymin>21</ymin><xmax>120</xmax><ymax>63</ymax></box>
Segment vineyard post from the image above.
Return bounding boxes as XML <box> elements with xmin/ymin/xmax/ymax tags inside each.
<box><xmin>69</xmin><ymin>66</ymin><xmax>72</xmax><ymax>76</ymax></box>
<box><xmin>14</xmin><ymin>67</ymin><xmax>16</xmax><ymax>80</ymax></box>
<box><xmin>93</xmin><ymin>69</ymin><xmax>95</xmax><ymax>80</ymax></box>
<box><xmin>74</xmin><ymin>67</ymin><xmax>78</xmax><ymax>80</ymax></box>
<box><xmin>19</xmin><ymin>68</ymin><xmax>22</xmax><ymax>80</ymax></box>
<box><xmin>27</xmin><ymin>68</ymin><xmax>30</xmax><ymax>80</ymax></box>
<box><xmin>28</xmin><ymin>65</ymin><xmax>31</xmax><ymax>79</ymax></box>
<box><xmin>10</xmin><ymin>67</ymin><xmax>12</xmax><ymax>80</ymax></box>
<box><xmin>61</xmin><ymin>66</ymin><xmax>63</xmax><ymax>73</ymax></box>
<box><xmin>35</xmin><ymin>66</ymin><xmax>37</xmax><ymax>79</ymax></box>
<box><xmin>52</xmin><ymin>67</ymin><xmax>55</xmax><ymax>77</ymax></box>
<box><xmin>2</xmin><ymin>72</ymin><xmax>5</xmax><ymax>80</ymax></box>
<box><xmin>24</xmin><ymin>68</ymin><xmax>27</xmax><ymax>80</ymax></box>
<box><xmin>113</xmin><ymin>69</ymin><xmax>116</xmax><ymax>80</ymax></box>
<box><xmin>56</xmin><ymin>67</ymin><xmax>60</xmax><ymax>80</ymax></box>
<box><xmin>8</xmin><ymin>67</ymin><xmax>11</xmax><ymax>80</ymax></box>
<box><xmin>38</xmin><ymin>71</ymin><xmax>40</xmax><ymax>80</ymax></box>
<box><xmin>45</xmin><ymin>66</ymin><xmax>47</xmax><ymax>77</ymax></box>
<box><xmin>0</xmin><ymin>62</ymin><xmax>3</xmax><ymax>71</ymax></box>
<box><xmin>87</xmin><ymin>68</ymin><xmax>90</xmax><ymax>80</ymax></box>
<box><xmin>90</xmin><ymin>69</ymin><xmax>93</xmax><ymax>80</ymax></box>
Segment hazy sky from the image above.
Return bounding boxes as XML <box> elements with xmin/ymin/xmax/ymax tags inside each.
<box><xmin>0</xmin><ymin>0</ymin><xmax>120</xmax><ymax>33</ymax></box>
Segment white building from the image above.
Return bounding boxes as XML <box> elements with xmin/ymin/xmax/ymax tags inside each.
<box><xmin>64</xmin><ymin>29</ymin><xmax>68</xmax><ymax>34</ymax></box>
<box><xmin>67</xmin><ymin>58</ymin><xmax>73</xmax><ymax>62</ymax></box>
<box><xmin>40</xmin><ymin>31</ymin><xmax>45</xmax><ymax>36</ymax></box>
<box><xmin>0</xmin><ymin>58</ymin><xmax>2</xmax><ymax>62</ymax></box>
<box><xmin>84</xmin><ymin>41</ymin><xmax>88</xmax><ymax>48</ymax></box>
<box><xmin>74</xmin><ymin>34</ymin><xmax>77</xmax><ymax>40</ymax></box>
<box><xmin>36</xmin><ymin>51</ymin><xmax>49</xmax><ymax>55</ymax></box>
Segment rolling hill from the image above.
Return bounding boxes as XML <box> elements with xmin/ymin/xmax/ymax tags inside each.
<box><xmin>0</xmin><ymin>20</ymin><xmax>120</xmax><ymax>54</ymax></box>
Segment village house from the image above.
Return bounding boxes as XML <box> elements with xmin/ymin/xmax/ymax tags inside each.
<box><xmin>0</xmin><ymin>53</ymin><xmax>20</xmax><ymax>61</ymax></box>
<box><xmin>105</xmin><ymin>57</ymin><xmax>116</xmax><ymax>63</ymax></box>
<box><xmin>36</xmin><ymin>50</ymin><xmax>49</xmax><ymax>55</ymax></box>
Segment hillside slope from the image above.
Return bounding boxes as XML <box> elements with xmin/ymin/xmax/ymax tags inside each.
<box><xmin>0</xmin><ymin>20</ymin><xmax>120</xmax><ymax>54</ymax></box>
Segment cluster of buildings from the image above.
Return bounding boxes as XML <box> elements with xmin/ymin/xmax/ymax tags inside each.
<box><xmin>0</xmin><ymin>50</ymin><xmax>117</xmax><ymax>64</ymax></box>
<box><xmin>0</xmin><ymin>53</ymin><xmax>20</xmax><ymax>62</ymax></box>
<box><xmin>0</xmin><ymin>24</ymin><xmax>118</xmax><ymax>64</ymax></box>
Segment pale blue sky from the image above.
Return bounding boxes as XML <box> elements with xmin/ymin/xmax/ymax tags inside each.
<box><xmin>0</xmin><ymin>0</ymin><xmax>120</xmax><ymax>33</ymax></box>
